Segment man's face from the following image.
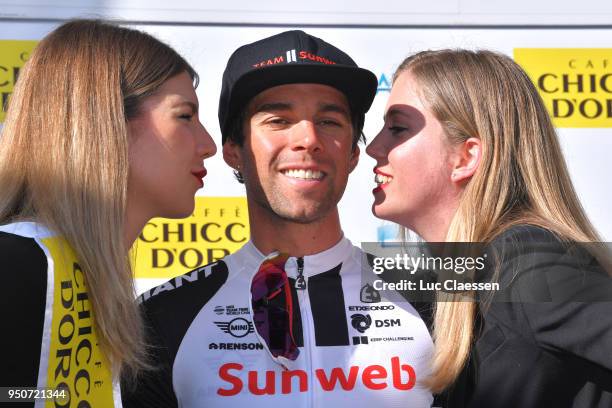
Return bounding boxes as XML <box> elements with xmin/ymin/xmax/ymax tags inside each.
<box><xmin>224</xmin><ymin>83</ymin><xmax>359</xmax><ymax>224</ymax></box>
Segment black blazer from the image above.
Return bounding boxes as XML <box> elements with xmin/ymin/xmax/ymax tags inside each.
<box><xmin>440</xmin><ymin>225</ymin><xmax>612</xmax><ymax>408</ymax></box>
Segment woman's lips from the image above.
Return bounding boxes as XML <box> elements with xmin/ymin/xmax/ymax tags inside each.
<box><xmin>192</xmin><ymin>169</ymin><xmax>207</xmax><ymax>187</ymax></box>
<box><xmin>373</xmin><ymin>168</ymin><xmax>393</xmax><ymax>194</ymax></box>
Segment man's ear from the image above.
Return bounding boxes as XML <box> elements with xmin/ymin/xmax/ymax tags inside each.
<box><xmin>349</xmin><ymin>145</ymin><xmax>360</xmax><ymax>173</ymax></box>
<box><xmin>451</xmin><ymin>137</ymin><xmax>481</xmax><ymax>183</ymax></box>
<box><xmin>223</xmin><ymin>141</ymin><xmax>242</xmax><ymax>170</ymax></box>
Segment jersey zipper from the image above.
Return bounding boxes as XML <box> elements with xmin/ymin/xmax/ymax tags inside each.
<box><xmin>295</xmin><ymin>256</ymin><xmax>306</xmax><ymax>290</ymax></box>
<box><xmin>294</xmin><ymin>257</ymin><xmax>314</xmax><ymax>408</ymax></box>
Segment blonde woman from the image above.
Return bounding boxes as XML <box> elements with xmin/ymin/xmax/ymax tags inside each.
<box><xmin>366</xmin><ymin>49</ymin><xmax>612</xmax><ymax>407</ymax></box>
<box><xmin>0</xmin><ymin>19</ymin><xmax>216</xmax><ymax>405</ymax></box>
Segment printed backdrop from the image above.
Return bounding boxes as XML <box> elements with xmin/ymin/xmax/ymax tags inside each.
<box><xmin>0</xmin><ymin>24</ymin><xmax>610</xmax><ymax>293</ymax></box>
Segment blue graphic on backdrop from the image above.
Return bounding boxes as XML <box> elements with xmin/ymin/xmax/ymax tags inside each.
<box><xmin>377</xmin><ymin>73</ymin><xmax>391</xmax><ymax>93</ymax></box>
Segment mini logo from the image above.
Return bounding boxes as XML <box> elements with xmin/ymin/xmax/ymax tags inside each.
<box><xmin>360</xmin><ymin>284</ymin><xmax>381</xmax><ymax>303</ymax></box>
<box><xmin>214</xmin><ymin>306</ymin><xmax>225</xmax><ymax>315</ymax></box>
<box><xmin>214</xmin><ymin>318</ymin><xmax>254</xmax><ymax>338</ymax></box>
<box><xmin>351</xmin><ymin>314</ymin><xmax>372</xmax><ymax>333</ymax></box>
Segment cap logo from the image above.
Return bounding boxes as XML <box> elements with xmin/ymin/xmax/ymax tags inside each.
<box><xmin>286</xmin><ymin>49</ymin><xmax>297</xmax><ymax>63</ymax></box>
<box><xmin>300</xmin><ymin>51</ymin><xmax>336</xmax><ymax>65</ymax></box>
<box><xmin>252</xmin><ymin>49</ymin><xmax>337</xmax><ymax>68</ymax></box>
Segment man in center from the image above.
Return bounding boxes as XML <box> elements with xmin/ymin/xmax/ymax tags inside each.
<box><xmin>123</xmin><ymin>30</ymin><xmax>433</xmax><ymax>407</ymax></box>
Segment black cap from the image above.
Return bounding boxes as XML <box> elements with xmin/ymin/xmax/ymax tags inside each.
<box><xmin>219</xmin><ymin>30</ymin><xmax>378</xmax><ymax>144</ymax></box>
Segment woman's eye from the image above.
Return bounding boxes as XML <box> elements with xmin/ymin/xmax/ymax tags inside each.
<box><xmin>388</xmin><ymin>125</ymin><xmax>408</xmax><ymax>134</ymax></box>
<box><xmin>179</xmin><ymin>113</ymin><xmax>193</xmax><ymax>121</ymax></box>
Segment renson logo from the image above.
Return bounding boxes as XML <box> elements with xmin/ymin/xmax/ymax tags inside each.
<box><xmin>217</xmin><ymin>357</ymin><xmax>415</xmax><ymax>396</ymax></box>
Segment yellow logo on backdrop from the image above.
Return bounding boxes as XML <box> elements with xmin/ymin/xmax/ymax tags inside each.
<box><xmin>0</xmin><ymin>40</ymin><xmax>37</xmax><ymax>123</ymax></box>
<box><xmin>133</xmin><ymin>196</ymin><xmax>249</xmax><ymax>279</ymax></box>
<box><xmin>514</xmin><ymin>48</ymin><xmax>612</xmax><ymax>128</ymax></box>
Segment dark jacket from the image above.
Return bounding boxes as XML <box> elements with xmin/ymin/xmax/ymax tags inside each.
<box><xmin>441</xmin><ymin>225</ymin><xmax>612</xmax><ymax>408</ymax></box>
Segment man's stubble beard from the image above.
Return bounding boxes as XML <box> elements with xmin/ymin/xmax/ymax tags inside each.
<box><xmin>244</xmin><ymin>174</ymin><xmax>344</xmax><ymax>225</ymax></box>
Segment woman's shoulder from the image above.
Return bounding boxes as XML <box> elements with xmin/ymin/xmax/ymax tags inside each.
<box><xmin>488</xmin><ymin>224</ymin><xmax>579</xmax><ymax>266</ymax></box>
<box><xmin>492</xmin><ymin>224</ymin><xmax>561</xmax><ymax>245</ymax></box>
<box><xmin>486</xmin><ymin>224</ymin><xmax>611</xmax><ymax>302</ymax></box>
<box><xmin>0</xmin><ymin>222</ymin><xmax>50</xmax><ymax>265</ymax></box>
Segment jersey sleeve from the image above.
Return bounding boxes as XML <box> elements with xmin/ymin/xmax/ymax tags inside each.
<box><xmin>121</xmin><ymin>261</ymin><xmax>229</xmax><ymax>407</ymax></box>
<box><xmin>0</xmin><ymin>232</ymin><xmax>48</xmax><ymax>390</ymax></box>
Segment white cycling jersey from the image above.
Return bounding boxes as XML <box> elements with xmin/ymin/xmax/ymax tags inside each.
<box><xmin>122</xmin><ymin>237</ymin><xmax>434</xmax><ymax>407</ymax></box>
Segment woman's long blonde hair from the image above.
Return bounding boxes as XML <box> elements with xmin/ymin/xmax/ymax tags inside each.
<box><xmin>394</xmin><ymin>49</ymin><xmax>601</xmax><ymax>392</ymax></box>
<box><xmin>0</xmin><ymin>19</ymin><xmax>197</xmax><ymax>378</ymax></box>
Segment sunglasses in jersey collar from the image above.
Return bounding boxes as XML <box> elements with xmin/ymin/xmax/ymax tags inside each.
<box><xmin>249</xmin><ymin>251</ymin><xmax>300</xmax><ymax>368</ymax></box>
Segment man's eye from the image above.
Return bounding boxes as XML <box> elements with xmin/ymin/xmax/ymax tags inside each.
<box><xmin>319</xmin><ymin>119</ymin><xmax>341</xmax><ymax>127</ymax></box>
<box><xmin>268</xmin><ymin>118</ymin><xmax>290</xmax><ymax>125</ymax></box>
<box><xmin>179</xmin><ymin>113</ymin><xmax>193</xmax><ymax>120</ymax></box>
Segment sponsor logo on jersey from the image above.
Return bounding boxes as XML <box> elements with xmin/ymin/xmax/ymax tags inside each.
<box><xmin>353</xmin><ymin>315</ymin><xmax>401</xmax><ymax>332</ymax></box>
<box><xmin>139</xmin><ymin>263</ymin><xmax>218</xmax><ymax>302</ymax></box>
<box><xmin>217</xmin><ymin>356</ymin><xmax>416</xmax><ymax>396</ymax></box>
<box><xmin>209</xmin><ymin>342</ymin><xmax>264</xmax><ymax>351</ymax></box>
<box><xmin>214</xmin><ymin>318</ymin><xmax>255</xmax><ymax>338</ymax></box>
<box><xmin>352</xmin><ymin>336</ymin><xmax>369</xmax><ymax>345</ymax></box>
<box><xmin>350</xmin><ymin>313</ymin><xmax>404</xmax><ymax>345</ymax></box>
<box><xmin>360</xmin><ymin>283</ymin><xmax>381</xmax><ymax>303</ymax></box>
<box><xmin>226</xmin><ymin>305</ymin><xmax>249</xmax><ymax>315</ymax></box>
<box><xmin>213</xmin><ymin>305</ymin><xmax>250</xmax><ymax>316</ymax></box>
<box><xmin>348</xmin><ymin>304</ymin><xmax>395</xmax><ymax>312</ymax></box>
<box><xmin>369</xmin><ymin>336</ymin><xmax>414</xmax><ymax>343</ymax></box>
<box><xmin>351</xmin><ymin>314</ymin><xmax>372</xmax><ymax>333</ymax></box>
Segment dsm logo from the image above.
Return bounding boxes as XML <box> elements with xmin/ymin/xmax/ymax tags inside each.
<box><xmin>214</xmin><ymin>318</ymin><xmax>254</xmax><ymax>338</ymax></box>
<box><xmin>351</xmin><ymin>314</ymin><xmax>372</xmax><ymax>333</ymax></box>
<box><xmin>351</xmin><ymin>313</ymin><xmax>402</xmax><ymax>333</ymax></box>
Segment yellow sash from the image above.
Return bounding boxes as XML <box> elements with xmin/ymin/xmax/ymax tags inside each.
<box><xmin>41</xmin><ymin>237</ymin><xmax>116</xmax><ymax>407</ymax></box>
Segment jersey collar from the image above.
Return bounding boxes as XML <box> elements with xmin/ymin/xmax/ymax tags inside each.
<box><xmin>243</xmin><ymin>235</ymin><xmax>354</xmax><ymax>278</ymax></box>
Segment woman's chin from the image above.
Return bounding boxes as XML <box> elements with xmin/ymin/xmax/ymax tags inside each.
<box><xmin>371</xmin><ymin>203</ymin><xmax>393</xmax><ymax>222</ymax></box>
